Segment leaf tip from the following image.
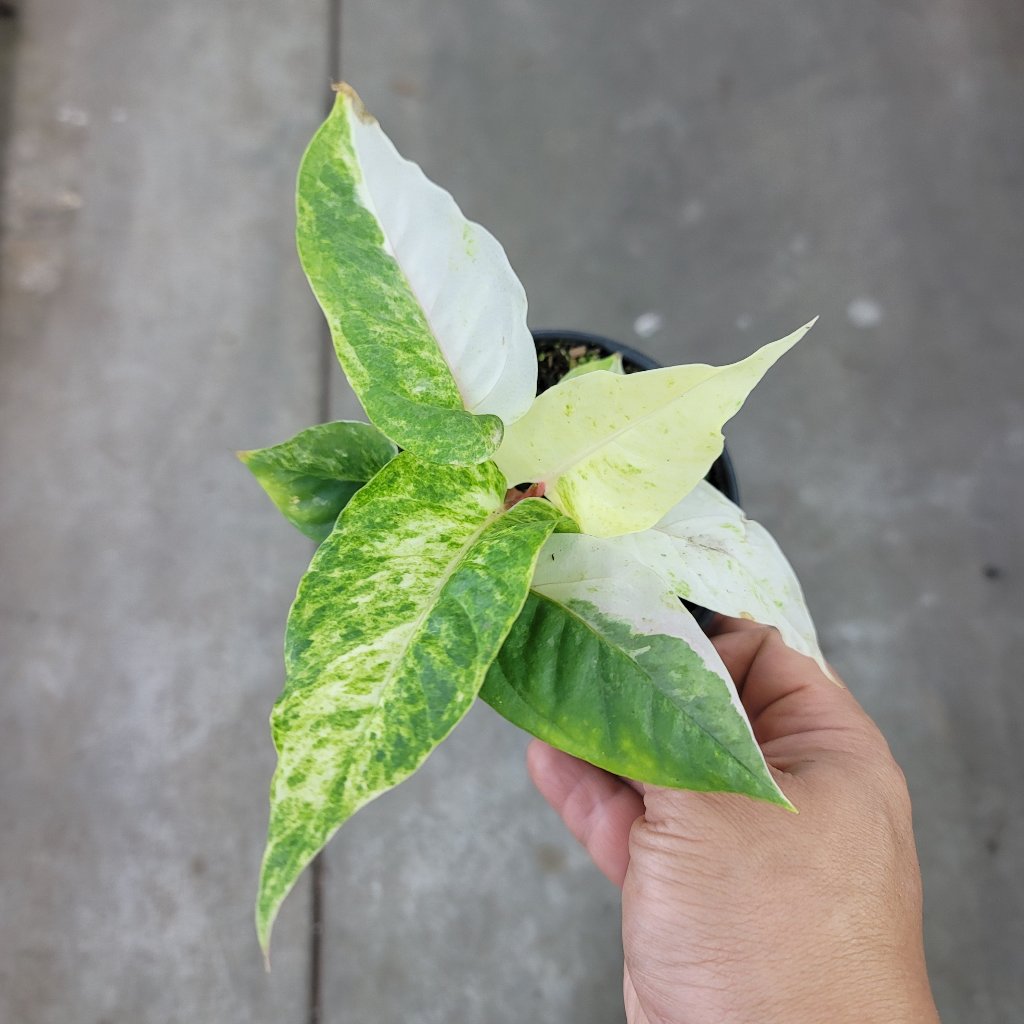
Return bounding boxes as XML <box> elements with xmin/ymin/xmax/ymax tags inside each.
<box><xmin>763</xmin><ymin>772</ymin><xmax>798</xmax><ymax>813</ymax></box>
<box><xmin>823</xmin><ymin>663</ymin><xmax>844</xmax><ymax>687</ymax></box>
<box><xmin>255</xmin><ymin>900</ymin><xmax>276</xmax><ymax>969</ymax></box>
<box><xmin>778</xmin><ymin>792</ymin><xmax>798</xmax><ymax>814</ymax></box>
<box><xmin>235</xmin><ymin>449</ymin><xmax>253</xmax><ymax>465</ymax></box>
<box><xmin>331</xmin><ymin>81</ymin><xmax>375</xmax><ymax>125</ymax></box>
<box><xmin>752</xmin><ymin>781</ymin><xmax>797</xmax><ymax>814</ymax></box>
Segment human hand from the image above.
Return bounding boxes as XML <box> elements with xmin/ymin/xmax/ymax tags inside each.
<box><xmin>528</xmin><ymin>618</ymin><xmax>940</xmax><ymax>1024</ymax></box>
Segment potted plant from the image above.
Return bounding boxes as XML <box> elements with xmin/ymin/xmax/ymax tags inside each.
<box><xmin>240</xmin><ymin>83</ymin><xmax>828</xmax><ymax>958</ymax></box>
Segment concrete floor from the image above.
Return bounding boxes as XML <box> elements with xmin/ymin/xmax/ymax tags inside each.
<box><xmin>2</xmin><ymin>1</ymin><xmax>1022</xmax><ymax>1022</ymax></box>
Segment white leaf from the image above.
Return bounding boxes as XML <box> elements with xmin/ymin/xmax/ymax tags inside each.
<box><xmin>340</xmin><ymin>84</ymin><xmax>537</xmax><ymax>425</ymax></box>
<box><xmin>623</xmin><ymin>481</ymin><xmax>833</xmax><ymax>678</ymax></box>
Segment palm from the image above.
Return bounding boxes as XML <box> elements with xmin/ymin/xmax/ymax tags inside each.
<box><xmin>623</xmin><ymin>966</ymin><xmax>653</xmax><ymax>1024</ymax></box>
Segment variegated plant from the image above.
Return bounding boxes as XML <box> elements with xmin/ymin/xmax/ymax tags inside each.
<box><xmin>241</xmin><ymin>83</ymin><xmax>828</xmax><ymax>957</ymax></box>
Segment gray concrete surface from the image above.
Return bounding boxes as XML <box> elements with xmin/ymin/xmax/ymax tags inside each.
<box><xmin>2</xmin><ymin>0</ymin><xmax>1022</xmax><ymax>1022</ymax></box>
<box><xmin>0</xmin><ymin>1</ymin><xmax>327</xmax><ymax>1020</ymax></box>
<box><xmin>0</xmin><ymin>5</ymin><xmax>17</xmax><ymax>280</ymax></box>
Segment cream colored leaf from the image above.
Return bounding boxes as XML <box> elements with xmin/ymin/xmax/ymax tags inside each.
<box><xmin>561</xmin><ymin>351</ymin><xmax>625</xmax><ymax>381</ymax></box>
<box><xmin>493</xmin><ymin>321</ymin><xmax>815</xmax><ymax>536</ymax></box>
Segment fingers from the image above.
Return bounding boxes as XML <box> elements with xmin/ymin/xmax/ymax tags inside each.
<box><xmin>706</xmin><ymin>613</ymin><xmax>765</xmax><ymax>637</ymax></box>
<box><xmin>527</xmin><ymin>740</ymin><xmax>644</xmax><ymax>887</ymax></box>
<box><xmin>711</xmin><ymin>625</ymin><xmax>881</xmax><ymax>764</ymax></box>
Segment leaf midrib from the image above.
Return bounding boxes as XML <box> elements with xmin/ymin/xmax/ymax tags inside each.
<box><xmin>358</xmin><ymin>505</ymin><xmax>503</xmax><ymax>721</ymax></box>
<box><xmin>530</xmin><ymin>589</ymin><xmax>765</xmax><ymax>786</ymax></box>
<box><xmin>345</xmin><ymin>115</ymin><xmax>483</xmax><ymax>412</ymax></box>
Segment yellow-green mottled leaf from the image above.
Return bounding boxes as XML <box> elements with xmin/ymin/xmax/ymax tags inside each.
<box><xmin>481</xmin><ymin>534</ymin><xmax>790</xmax><ymax>807</ymax></box>
<box><xmin>238</xmin><ymin>421</ymin><xmax>397</xmax><ymax>542</ymax></box>
<box><xmin>561</xmin><ymin>351</ymin><xmax>625</xmax><ymax>381</ymax></box>
<box><xmin>623</xmin><ymin>480</ymin><xmax>834</xmax><ymax>679</ymax></box>
<box><xmin>493</xmin><ymin>321</ymin><xmax>815</xmax><ymax>536</ymax></box>
<box><xmin>297</xmin><ymin>85</ymin><xmax>537</xmax><ymax>465</ymax></box>
<box><xmin>257</xmin><ymin>453</ymin><xmax>567</xmax><ymax>954</ymax></box>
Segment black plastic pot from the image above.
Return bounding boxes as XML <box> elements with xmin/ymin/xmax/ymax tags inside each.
<box><xmin>531</xmin><ymin>329</ymin><xmax>740</xmax><ymax>630</ymax></box>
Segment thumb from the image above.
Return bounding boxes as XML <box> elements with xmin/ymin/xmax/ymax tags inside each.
<box><xmin>711</xmin><ymin>619</ymin><xmax>889</xmax><ymax>771</ymax></box>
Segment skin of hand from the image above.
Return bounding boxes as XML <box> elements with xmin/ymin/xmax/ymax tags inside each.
<box><xmin>527</xmin><ymin>618</ymin><xmax>941</xmax><ymax>1024</ymax></box>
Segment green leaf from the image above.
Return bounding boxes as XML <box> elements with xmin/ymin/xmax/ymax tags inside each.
<box><xmin>257</xmin><ymin>453</ymin><xmax>567</xmax><ymax>954</ymax></box>
<box><xmin>624</xmin><ymin>481</ymin><xmax>833</xmax><ymax>679</ymax></box>
<box><xmin>297</xmin><ymin>84</ymin><xmax>538</xmax><ymax>465</ymax></box>
<box><xmin>238</xmin><ymin>421</ymin><xmax>397</xmax><ymax>542</ymax></box>
<box><xmin>561</xmin><ymin>351</ymin><xmax>625</xmax><ymax>381</ymax></box>
<box><xmin>494</xmin><ymin>321</ymin><xmax>816</xmax><ymax>536</ymax></box>
<box><xmin>481</xmin><ymin>534</ymin><xmax>791</xmax><ymax>807</ymax></box>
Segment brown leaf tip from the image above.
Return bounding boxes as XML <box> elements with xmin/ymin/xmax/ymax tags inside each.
<box><xmin>332</xmin><ymin>81</ymin><xmax>377</xmax><ymax>125</ymax></box>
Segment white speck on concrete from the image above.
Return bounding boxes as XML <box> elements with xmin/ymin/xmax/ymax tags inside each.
<box><xmin>16</xmin><ymin>259</ymin><xmax>61</xmax><ymax>295</ymax></box>
<box><xmin>110</xmin><ymin>107</ymin><xmax>128</xmax><ymax>124</ymax></box>
<box><xmin>827</xmin><ymin>618</ymin><xmax>898</xmax><ymax>648</ymax></box>
<box><xmin>952</xmin><ymin>72</ymin><xmax>981</xmax><ymax>102</ymax></box>
<box><xmin>789</xmin><ymin>234</ymin><xmax>809</xmax><ymax>255</ymax></box>
<box><xmin>846</xmin><ymin>297</ymin><xmax>883</xmax><ymax>329</ymax></box>
<box><xmin>633</xmin><ymin>312</ymin><xmax>663</xmax><ymax>338</ymax></box>
<box><xmin>923</xmin><ymin>472</ymin><xmax>974</xmax><ymax>512</ymax></box>
<box><xmin>57</xmin><ymin>105</ymin><xmax>90</xmax><ymax>128</ymax></box>
<box><xmin>680</xmin><ymin>199</ymin><xmax>704</xmax><ymax>226</ymax></box>
<box><xmin>615</xmin><ymin>97</ymin><xmax>687</xmax><ymax>139</ymax></box>
<box><xmin>56</xmin><ymin>190</ymin><xmax>83</xmax><ymax>211</ymax></box>
<box><xmin>625</xmin><ymin>235</ymin><xmax>647</xmax><ymax>259</ymax></box>
<box><xmin>735</xmin><ymin>313</ymin><xmax>753</xmax><ymax>331</ymax></box>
